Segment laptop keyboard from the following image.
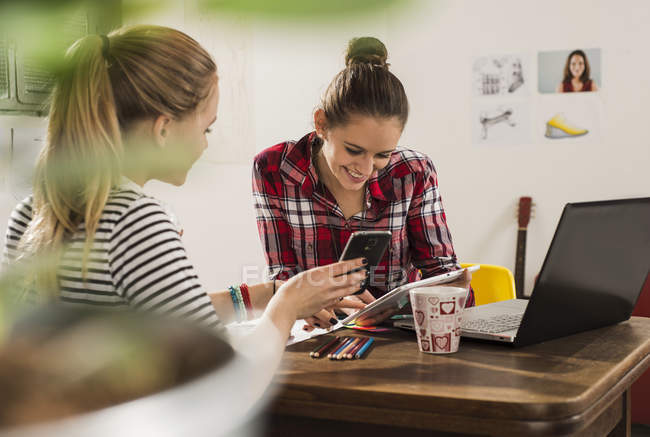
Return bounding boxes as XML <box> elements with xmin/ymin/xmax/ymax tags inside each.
<box><xmin>461</xmin><ymin>313</ymin><xmax>524</xmax><ymax>334</ymax></box>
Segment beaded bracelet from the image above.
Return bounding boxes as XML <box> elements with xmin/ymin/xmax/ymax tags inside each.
<box><xmin>240</xmin><ymin>283</ymin><xmax>253</xmax><ymax>312</ymax></box>
<box><xmin>228</xmin><ymin>285</ymin><xmax>240</xmax><ymax>320</ymax></box>
<box><xmin>236</xmin><ymin>286</ymin><xmax>246</xmax><ymax>321</ymax></box>
<box><xmin>228</xmin><ymin>285</ymin><xmax>247</xmax><ymax>322</ymax></box>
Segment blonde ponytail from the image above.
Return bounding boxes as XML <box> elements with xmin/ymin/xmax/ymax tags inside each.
<box><xmin>17</xmin><ymin>25</ymin><xmax>216</xmax><ymax>298</ymax></box>
<box><xmin>20</xmin><ymin>34</ymin><xmax>122</xmax><ymax>295</ymax></box>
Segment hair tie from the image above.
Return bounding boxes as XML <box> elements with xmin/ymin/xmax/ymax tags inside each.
<box><xmin>370</xmin><ymin>62</ymin><xmax>389</xmax><ymax>69</ymax></box>
<box><xmin>99</xmin><ymin>35</ymin><xmax>110</xmax><ymax>59</ymax></box>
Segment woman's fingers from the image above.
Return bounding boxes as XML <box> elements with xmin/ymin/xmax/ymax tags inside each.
<box><xmin>303</xmin><ymin>316</ymin><xmax>323</xmax><ymax>330</ymax></box>
<box><xmin>325</xmin><ymin>258</ymin><xmax>367</xmax><ymax>277</ymax></box>
<box><xmin>281</xmin><ymin>260</ymin><xmax>369</xmax><ymax>320</ymax></box>
<box><xmin>332</xmin><ymin>297</ymin><xmax>367</xmax><ymax>310</ymax></box>
<box><xmin>296</xmin><ymin>266</ymin><xmax>366</xmax><ymax>292</ymax></box>
<box><xmin>296</xmin><ymin>261</ymin><xmax>367</xmax><ymax>294</ymax></box>
<box><xmin>356</xmin><ymin>290</ymin><xmax>376</xmax><ymax>304</ymax></box>
<box><xmin>312</xmin><ymin>309</ymin><xmax>338</xmax><ymax>327</ymax></box>
<box><xmin>318</xmin><ymin>271</ymin><xmax>367</xmax><ymax>298</ymax></box>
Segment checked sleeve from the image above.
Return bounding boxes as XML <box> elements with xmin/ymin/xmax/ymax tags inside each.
<box><xmin>252</xmin><ymin>158</ymin><xmax>301</xmax><ymax>281</ymax></box>
<box><xmin>406</xmin><ymin>157</ymin><xmax>459</xmax><ymax>278</ymax></box>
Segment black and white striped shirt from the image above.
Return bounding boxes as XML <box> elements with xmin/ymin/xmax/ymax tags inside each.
<box><xmin>2</xmin><ymin>180</ymin><xmax>221</xmax><ymax>331</ymax></box>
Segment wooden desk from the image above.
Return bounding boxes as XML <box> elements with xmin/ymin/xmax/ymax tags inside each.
<box><xmin>265</xmin><ymin>317</ymin><xmax>650</xmax><ymax>437</ymax></box>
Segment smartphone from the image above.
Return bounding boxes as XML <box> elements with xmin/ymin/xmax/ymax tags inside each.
<box><xmin>339</xmin><ymin>231</ymin><xmax>392</xmax><ymax>294</ymax></box>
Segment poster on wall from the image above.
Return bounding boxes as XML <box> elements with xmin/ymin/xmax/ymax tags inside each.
<box><xmin>471</xmin><ymin>53</ymin><xmax>531</xmax><ymax>146</ymax></box>
<box><xmin>538</xmin><ymin>48</ymin><xmax>602</xmax><ymax>94</ymax></box>
<box><xmin>537</xmin><ymin>93</ymin><xmax>602</xmax><ymax>143</ymax></box>
<box><xmin>472</xmin><ymin>54</ymin><xmax>528</xmax><ymax>97</ymax></box>
<box><xmin>537</xmin><ymin>48</ymin><xmax>603</xmax><ymax>142</ymax></box>
<box><xmin>471</xmin><ymin>101</ymin><xmax>531</xmax><ymax>145</ymax></box>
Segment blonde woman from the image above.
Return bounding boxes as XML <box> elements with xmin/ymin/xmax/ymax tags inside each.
<box><xmin>1</xmin><ymin>26</ymin><xmax>366</xmax><ymax>357</ymax></box>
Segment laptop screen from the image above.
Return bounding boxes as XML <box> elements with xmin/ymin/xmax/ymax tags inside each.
<box><xmin>515</xmin><ymin>197</ymin><xmax>650</xmax><ymax>347</ymax></box>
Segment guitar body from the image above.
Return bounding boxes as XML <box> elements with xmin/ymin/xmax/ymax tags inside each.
<box><xmin>515</xmin><ymin>197</ymin><xmax>533</xmax><ymax>299</ymax></box>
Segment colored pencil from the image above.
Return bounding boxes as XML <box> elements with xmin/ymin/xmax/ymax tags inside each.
<box><xmin>355</xmin><ymin>337</ymin><xmax>375</xmax><ymax>359</ymax></box>
<box><xmin>337</xmin><ymin>337</ymin><xmax>361</xmax><ymax>360</ymax></box>
<box><xmin>329</xmin><ymin>337</ymin><xmax>353</xmax><ymax>360</ymax></box>
<box><xmin>317</xmin><ymin>336</ymin><xmax>342</xmax><ymax>358</ymax></box>
<box><xmin>323</xmin><ymin>337</ymin><xmax>346</xmax><ymax>359</ymax></box>
<box><xmin>347</xmin><ymin>337</ymin><xmax>369</xmax><ymax>359</ymax></box>
<box><xmin>310</xmin><ymin>336</ymin><xmax>339</xmax><ymax>358</ymax></box>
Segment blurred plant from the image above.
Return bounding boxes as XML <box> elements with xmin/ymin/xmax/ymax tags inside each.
<box><xmin>0</xmin><ymin>249</ymin><xmax>61</xmax><ymax>344</ymax></box>
<box><xmin>1</xmin><ymin>0</ymin><xmax>412</xmax><ymax>79</ymax></box>
<box><xmin>0</xmin><ymin>0</ymin><xmax>89</xmax><ymax>79</ymax></box>
<box><xmin>0</xmin><ymin>304</ymin><xmax>233</xmax><ymax>427</ymax></box>
<box><xmin>123</xmin><ymin>0</ymin><xmax>412</xmax><ymax>20</ymax></box>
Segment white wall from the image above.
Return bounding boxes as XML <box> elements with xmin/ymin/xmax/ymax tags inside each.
<box><xmin>2</xmin><ymin>0</ymin><xmax>649</xmax><ymax>296</ymax></box>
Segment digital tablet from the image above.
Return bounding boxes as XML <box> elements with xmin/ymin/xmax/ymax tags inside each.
<box><xmin>340</xmin><ymin>265</ymin><xmax>480</xmax><ymax>325</ymax></box>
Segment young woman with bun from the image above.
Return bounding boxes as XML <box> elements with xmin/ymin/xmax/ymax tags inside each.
<box><xmin>252</xmin><ymin>37</ymin><xmax>474</xmax><ymax>329</ymax></box>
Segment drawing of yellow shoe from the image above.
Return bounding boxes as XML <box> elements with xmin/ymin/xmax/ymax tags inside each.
<box><xmin>545</xmin><ymin>114</ymin><xmax>588</xmax><ymax>138</ymax></box>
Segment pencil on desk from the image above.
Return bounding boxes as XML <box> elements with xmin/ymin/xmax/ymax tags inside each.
<box><xmin>350</xmin><ymin>337</ymin><xmax>370</xmax><ymax>359</ymax></box>
<box><xmin>337</xmin><ymin>337</ymin><xmax>361</xmax><ymax>360</ymax></box>
<box><xmin>355</xmin><ymin>337</ymin><xmax>374</xmax><ymax>359</ymax></box>
<box><xmin>310</xmin><ymin>336</ymin><xmax>339</xmax><ymax>358</ymax></box>
<box><xmin>347</xmin><ymin>337</ymin><xmax>368</xmax><ymax>359</ymax></box>
<box><xmin>329</xmin><ymin>337</ymin><xmax>353</xmax><ymax>360</ymax></box>
<box><xmin>322</xmin><ymin>337</ymin><xmax>345</xmax><ymax>359</ymax></box>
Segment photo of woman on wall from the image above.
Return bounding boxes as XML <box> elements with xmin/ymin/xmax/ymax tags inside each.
<box><xmin>556</xmin><ymin>49</ymin><xmax>599</xmax><ymax>93</ymax></box>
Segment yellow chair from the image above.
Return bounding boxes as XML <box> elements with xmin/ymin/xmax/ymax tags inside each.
<box><xmin>461</xmin><ymin>263</ymin><xmax>516</xmax><ymax>306</ymax></box>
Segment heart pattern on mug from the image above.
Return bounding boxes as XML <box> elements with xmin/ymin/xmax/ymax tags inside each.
<box><xmin>420</xmin><ymin>328</ymin><xmax>427</xmax><ymax>337</ymax></box>
<box><xmin>433</xmin><ymin>333</ymin><xmax>451</xmax><ymax>351</ymax></box>
<box><xmin>420</xmin><ymin>339</ymin><xmax>430</xmax><ymax>351</ymax></box>
<box><xmin>414</xmin><ymin>310</ymin><xmax>425</xmax><ymax>326</ymax></box>
<box><xmin>432</xmin><ymin>321</ymin><xmax>443</xmax><ymax>331</ymax></box>
<box><xmin>427</xmin><ymin>297</ymin><xmax>440</xmax><ymax>306</ymax></box>
<box><xmin>440</xmin><ymin>302</ymin><xmax>456</xmax><ymax>315</ymax></box>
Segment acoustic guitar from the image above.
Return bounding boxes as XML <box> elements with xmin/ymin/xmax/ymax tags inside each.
<box><xmin>515</xmin><ymin>196</ymin><xmax>533</xmax><ymax>299</ymax></box>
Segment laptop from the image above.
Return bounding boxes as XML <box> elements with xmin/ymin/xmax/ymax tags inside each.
<box><xmin>395</xmin><ymin>197</ymin><xmax>650</xmax><ymax>347</ymax></box>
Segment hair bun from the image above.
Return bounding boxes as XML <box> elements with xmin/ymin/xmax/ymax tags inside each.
<box><xmin>345</xmin><ymin>37</ymin><xmax>389</xmax><ymax>68</ymax></box>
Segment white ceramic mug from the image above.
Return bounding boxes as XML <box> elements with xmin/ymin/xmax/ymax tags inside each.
<box><xmin>409</xmin><ymin>286</ymin><xmax>467</xmax><ymax>354</ymax></box>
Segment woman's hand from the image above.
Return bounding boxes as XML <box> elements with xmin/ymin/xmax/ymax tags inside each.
<box><xmin>274</xmin><ymin>258</ymin><xmax>369</xmax><ymax>322</ymax></box>
<box><xmin>301</xmin><ymin>296</ymin><xmax>368</xmax><ymax>331</ymax></box>
<box><xmin>353</xmin><ymin>269</ymin><xmax>473</xmax><ymax>327</ymax></box>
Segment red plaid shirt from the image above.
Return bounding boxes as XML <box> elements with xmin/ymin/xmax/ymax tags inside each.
<box><xmin>252</xmin><ymin>132</ymin><xmax>474</xmax><ymax>306</ymax></box>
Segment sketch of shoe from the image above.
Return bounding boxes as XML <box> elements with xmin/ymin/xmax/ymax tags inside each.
<box><xmin>508</xmin><ymin>76</ymin><xmax>524</xmax><ymax>93</ymax></box>
<box><xmin>508</xmin><ymin>60</ymin><xmax>524</xmax><ymax>93</ymax></box>
<box><xmin>545</xmin><ymin>114</ymin><xmax>588</xmax><ymax>139</ymax></box>
<box><xmin>480</xmin><ymin>108</ymin><xmax>516</xmax><ymax>139</ymax></box>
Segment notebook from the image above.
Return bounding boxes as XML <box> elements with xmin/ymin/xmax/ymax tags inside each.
<box><xmin>395</xmin><ymin>197</ymin><xmax>650</xmax><ymax>346</ymax></box>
